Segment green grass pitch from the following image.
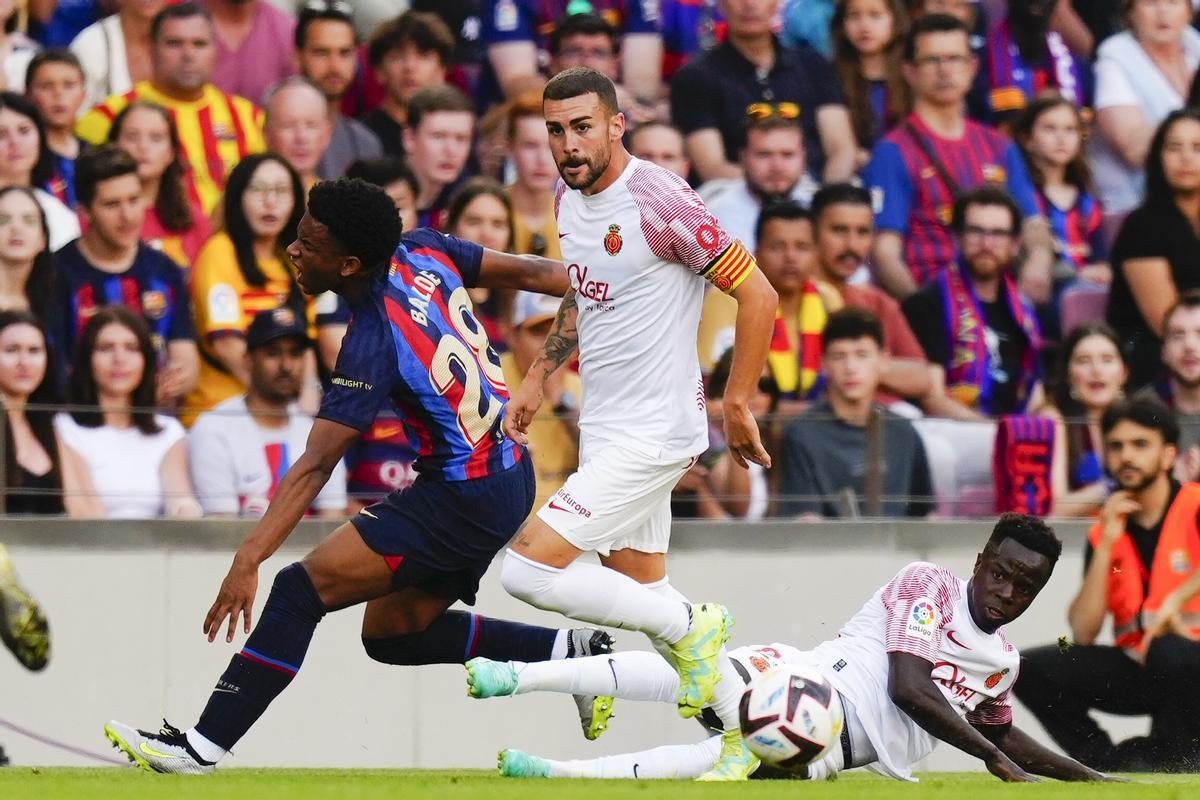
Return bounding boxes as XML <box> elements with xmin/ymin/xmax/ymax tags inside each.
<box><xmin>1</xmin><ymin>769</ymin><xmax>1198</xmax><ymax>800</ymax></box>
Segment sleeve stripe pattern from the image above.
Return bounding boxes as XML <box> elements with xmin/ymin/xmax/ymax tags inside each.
<box><xmin>881</xmin><ymin>562</ymin><xmax>960</xmax><ymax>663</ymax></box>
<box><xmin>626</xmin><ymin>162</ymin><xmax>733</xmax><ymax>272</ymax></box>
<box><xmin>966</xmin><ymin>689</ymin><xmax>1014</xmax><ymax>726</ymax></box>
<box><xmin>701</xmin><ymin>242</ymin><xmax>755</xmax><ymax>293</ymax></box>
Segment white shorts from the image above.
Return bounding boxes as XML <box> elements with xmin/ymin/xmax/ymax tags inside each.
<box><xmin>535</xmin><ymin>440</ymin><xmax>694</xmax><ymax>556</ymax></box>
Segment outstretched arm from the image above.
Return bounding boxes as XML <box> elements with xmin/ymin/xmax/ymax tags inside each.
<box><xmin>975</xmin><ymin>722</ymin><xmax>1118</xmax><ymax>781</ymax></box>
<box><xmin>887</xmin><ymin>652</ymin><xmax>1036</xmax><ymax>782</ymax></box>
<box><xmin>502</xmin><ymin>289</ymin><xmax>579</xmax><ymax>444</ymax></box>
<box><xmin>476</xmin><ymin>248</ymin><xmax>570</xmax><ymax>296</ymax></box>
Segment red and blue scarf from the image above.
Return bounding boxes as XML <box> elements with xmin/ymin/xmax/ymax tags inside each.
<box><xmin>987</xmin><ymin>21</ymin><xmax>1085</xmax><ymax>115</ymax></box>
<box><xmin>940</xmin><ymin>260</ymin><xmax>1041</xmax><ymax>414</ymax></box>
<box><xmin>993</xmin><ymin>414</ymin><xmax>1055</xmax><ymax>515</ymax></box>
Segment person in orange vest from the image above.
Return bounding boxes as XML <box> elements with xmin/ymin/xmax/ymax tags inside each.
<box><xmin>1015</xmin><ymin>396</ymin><xmax>1200</xmax><ymax>772</ymax></box>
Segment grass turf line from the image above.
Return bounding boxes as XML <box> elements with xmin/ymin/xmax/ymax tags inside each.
<box><xmin>0</xmin><ymin>770</ymin><xmax>1198</xmax><ymax>800</ymax></box>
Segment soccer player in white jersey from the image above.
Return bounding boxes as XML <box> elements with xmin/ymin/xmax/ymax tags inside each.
<box><xmin>473</xmin><ymin>514</ymin><xmax>1123</xmax><ymax>783</ymax></box>
<box><xmin>498</xmin><ymin>66</ymin><xmax>779</xmax><ymax>781</ymax></box>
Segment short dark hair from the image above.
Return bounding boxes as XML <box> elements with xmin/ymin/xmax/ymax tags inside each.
<box><xmin>75</xmin><ymin>145</ymin><xmax>139</xmax><ymax>208</ymax></box>
<box><xmin>549</xmin><ymin>12</ymin><xmax>618</xmax><ymax>55</ymax></box>
<box><xmin>1163</xmin><ymin>289</ymin><xmax>1200</xmax><ymax>332</ymax></box>
<box><xmin>951</xmin><ymin>185</ymin><xmax>1023</xmax><ymax>237</ymax></box>
<box><xmin>754</xmin><ymin>201</ymin><xmax>811</xmax><ymax>246</ymax></box>
<box><xmin>345</xmin><ymin>157</ymin><xmax>418</xmax><ymax>197</ymax></box>
<box><xmin>366</xmin><ymin>10</ymin><xmax>454</xmax><ymax>69</ymax></box>
<box><xmin>904</xmin><ymin>13</ymin><xmax>970</xmax><ymax>62</ymax></box>
<box><xmin>0</xmin><ymin>92</ymin><xmax>54</xmax><ymax>187</ymax></box>
<box><xmin>25</xmin><ymin>48</ymin><xmax>84</xmax><ymax>88</ymax></box>
<box><xmin>985</xmin><ymin>513</ymin><xmax>1063</xmax><ymax>568</ymax></box>
<box><xmin>296</xmin><ymin>0</ymin><xmax>355</xmax><ymax>50</ymax></box>
<box><xmin>810</xmin><ymin>182</ymin><xmax>872</xmax><ymax>225</ymax></box>
<box><xmin>307</xmin><ymin>178</ymin><xmax>403</xmax><ymax>278</ymax></box>
<box><xmin>1101</xmin><ymin>396</ymin><xmax>1181</xmax><ymax>447</ymax></box>
<box><xmin>150</xmin><ymin>1</ymin><xmax>212</xmax><ymax>42</ymax></box>
<box><xmin>406</xmin><ymin>84</ymin><xmax>475</xmax><ymax>130</ymax></box>
<box><xmin>822</xmin><ymin>306</ymin><xmax>884</xmax><ymax>349</ymax></box>
<box><xmin>544</xmin><ymin>66</ymin><xmax>618</xmax><ymax>116</ymax></box>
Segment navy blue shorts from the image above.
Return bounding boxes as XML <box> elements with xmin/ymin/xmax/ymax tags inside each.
<box><xmin>350</xmin><ymin>454</ymin><xmax>535</xmax><ymax>604</ymax></box>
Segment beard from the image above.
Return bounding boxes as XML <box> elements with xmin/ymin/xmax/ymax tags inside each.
<box><xmin>557</xmin><ymin>149</ymin><xmax>610</xmax><ymax>190</ymax></box>
<box><xmin>1112</xmin><ymin>465</ymin><xmax>1159</xmax><ymax>493</ymax></box>
<box><xmin>1168</xmin><ymin>364</ymin><xmax>1200</xmax><ymax>391</ymax></box>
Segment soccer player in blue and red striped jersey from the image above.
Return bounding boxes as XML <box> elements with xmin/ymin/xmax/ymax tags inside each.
<box><xmin>103</xmin><ymin>178</ymin><xmax>616</xmax><ymax>773</ymax></box>
<box><xmin>865</xmin><ymin>14</ymin><xmax>1055</xmax><ymax>302</ymax></box>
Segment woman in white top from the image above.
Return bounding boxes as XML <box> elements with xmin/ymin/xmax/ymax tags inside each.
<box><xmin>54</xmin><ymin>305</ymin><xmax>201</xmax><ymax>518</ymax></box>
<box><xmin>1090</xmin><ymin>0</ymin><xmax>1200</xmax><ymax>229</ymax></box>
<box><xmin>0</xmin><ymin>92</ymin><xmax>80</xmax><ymax>251</ymax></box>
<box><xmin>70</xmin><ymin>0</ymin><xmax>164</xmax><ymax>109</ymax></box>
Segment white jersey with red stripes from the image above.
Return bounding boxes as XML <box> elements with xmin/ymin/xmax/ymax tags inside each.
<box><xmin>553</xmin><ymin>156</ymin><xmax>752</xmax><ymax>460</ymax></box>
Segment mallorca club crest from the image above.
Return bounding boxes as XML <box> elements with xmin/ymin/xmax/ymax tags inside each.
<box><xmin>984</xmin><ymin>668</ymin><xmax>1010</xmax><ymax>689</ymax></box>
<box><xmin>604</xmin><ymin>223</ymin><xmax>623</xmax><ymax>256</ymax></box>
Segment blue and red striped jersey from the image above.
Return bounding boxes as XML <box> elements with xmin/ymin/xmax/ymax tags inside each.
<box><xmin>865</xmin><ymin>113</ymin><xmax>1040</xmax><ymax>286</ymax></box>
<box><xmin>1034</xmin><ymin>187</ymin><xmax>1106</xmax><ymax>271</ymax></box>
<box><xmin>318</xmin><ymin>228</ymin><xmax>522</xmax><ymax>481</ymax></box>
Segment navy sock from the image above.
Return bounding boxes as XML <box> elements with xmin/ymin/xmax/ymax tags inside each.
<box><xmin>362</xmin><ymin>610</ymin><xmax>557</xmax><ymax>665</ymax></box>
<box><xmin>195</xmin><ymin>563</ymin><xmax>326</xmax><ymax>750</ymax></box>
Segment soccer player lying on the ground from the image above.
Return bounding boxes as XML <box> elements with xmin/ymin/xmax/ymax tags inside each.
<box><xmin>0</xmin><ymin>544</ymin><xmax>50</xmax><ymax>672</ymax></box>
<box><xmin>468</xmin><ymin>514</ymin><xmax>1125</xmax><ymax>783</ymax></box>
<box><xmin>103</xmin><ymin>177</ymin><xmax>619</xmax><ymax>775</ymax></box>
<box><xmin>497</xmin><ymin>66</ymin><xmax>780</xmax><ymax>781</ymax></box>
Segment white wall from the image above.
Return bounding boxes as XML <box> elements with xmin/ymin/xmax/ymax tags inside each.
<box><xmin>0</xmin><ymin>519</ymin><xmax>1145</xmax><ymax>771</ymax></box>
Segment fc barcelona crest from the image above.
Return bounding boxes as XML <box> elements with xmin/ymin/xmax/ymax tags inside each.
<box><xmin>604</xmin><ymin>223</ymin><xmax>623</xmax><ymax>256</ymax></box>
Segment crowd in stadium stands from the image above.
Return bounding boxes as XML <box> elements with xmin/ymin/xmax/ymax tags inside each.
<box><xmin>1</xmin><ymin>0</ymin><xmax>1200</xmax><ymax>525</ymax></box>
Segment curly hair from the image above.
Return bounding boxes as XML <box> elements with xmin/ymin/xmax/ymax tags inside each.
<box><xmin>986</xmin><ymin>513</ymin><xmax>1063</xmax><ymax>567</ymax></box>
<box><xmin>307</xmin><ymin>178</ymin><xmax>403</xmax><ymax>277</ymax></box>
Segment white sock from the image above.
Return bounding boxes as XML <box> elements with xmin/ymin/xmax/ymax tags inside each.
<box><xmin>512</xmin><ymin>650</ymin><xmax>678</xmax><ymax>701</ymax></box>
<box><xmin>550</xmin><ymin>629</ymin><xmax>568</xmax><ymax>660</ymax></box>
<box><xmin>643</xmin><ymin>576</ymin><xmax>689</xmax><ymax>662</ymax></box>
<box><xmin>185</xmin><ymin>727</ymin><xmax>227</xmax><ymax>763</ymax></box>
<box><xmin>500</xmin><ymin>551</ymin><xmax>690</xmax><ymax>643</ymax></box>
<box><xmin>546</xmin><ymin>735</ymin><xmax>723</xmax><ymax>779</ymax></box>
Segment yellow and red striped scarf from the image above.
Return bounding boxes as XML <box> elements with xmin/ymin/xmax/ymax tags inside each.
<box><xmin>767</xmin><ymin>280</ymin><xmax>828</xmax><ymax>397</ymax></box>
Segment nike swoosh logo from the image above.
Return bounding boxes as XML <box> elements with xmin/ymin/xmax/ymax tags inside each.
<box><xmin>608</xmin><ymin>657</ymin><xmax>619</xmax><ymax>691</ymax></box>
<box><xmin>945</xmin><ymin>629</ymin><xmax>969</xmax><ymax>649</ymax></box>
<box><xmin>558</xmin><ymin>232</ymin><xmax>570</xmax><ymax>238</ymax></box>
<box><xmin>548</xmin><ymin>500</ymin><xmax>573</xmax><ymax>513</ymax></box>
<box><xmin>361</xmin><ymin>509</ymin><xmax>378</xmax><ymax>519</ymax></box>
<box><xmin>633</xmin><ymin>763</ymin><xmax>640</xmax><ymax>778</ymax></box>
<box><xmin>139</xmin><ymin>741</ymin><xmax>179</xmax><ymax>760</ymax></box>
<box><xmin>212</xmin><ymin>688</ymin><xmax>238</xmax><ymax>694</ymax></box>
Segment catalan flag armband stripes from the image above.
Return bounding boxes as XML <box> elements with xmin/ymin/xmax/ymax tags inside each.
<box><xmin>700</xmin><ymin>241</ymin><xmax>755</xmax><ymax>294</ymax></box>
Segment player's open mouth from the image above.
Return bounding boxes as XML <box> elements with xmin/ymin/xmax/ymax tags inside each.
<box><xmin>985</xmin><ymin>605</ymin><xmax>1004</xmax><ymax>621</ymax></box>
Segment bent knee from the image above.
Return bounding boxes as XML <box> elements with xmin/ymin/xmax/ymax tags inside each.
<box><xmin>500</xmin><ymin>550</ymin><xmax>555</xmax><ymax>607</ymax></box>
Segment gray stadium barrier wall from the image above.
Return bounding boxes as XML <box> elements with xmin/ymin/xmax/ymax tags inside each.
<box><xmin>0</xmin><ymin>519</ymin><xmax>1146</xmax><ymax>771</ymax></box>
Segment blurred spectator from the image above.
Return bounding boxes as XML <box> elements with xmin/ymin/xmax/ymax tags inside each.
<box><xmin>698</xmin><ymin>110</ymin><xmax>817</xmax><ymax>251</ymax></box>
<box><xmin>482</xmin><ymin>0</ymin><xmax>662</xmax><ymax>104</ymax></box>
<box><xmin>548</xmin><ymin>12</ymin><xmax>658</xmax><ymax>124</ymax></box>
<box><xmin>810</xmin><ymin>183</ymin><xmax>933</xmax><ymax>405</ymax></box>
<box><xmin>409</xmin><ymin>0</ymin><xmax>484</xmax><ymax>75</ymax></box>
<box><xmin>777</xmin><ymin>306</ymin><xmax>935</xmax><ymax>518</ymax></box>
<box><xmin>1061</xmin><ymin>0</ymin><xmax>1123</xmax><ymax>51</ymax></box>
<box><xmin>446</xmin><ymin>176</ymin><xmax>514</xmax><ymax>347</ymax></box>
<box><xmin>1</xmin><ymin>0</ymin><xmax>39</xmax><ymax>91</ymax></box>
<box><xmin>501</xmin><ymin>291</ymin><xmax>580</xmax><ymax>511</ymax></box>
<box><xmin>188</xmin><ymin>306</ymin><xmax>347</xmax><ymax>518</ymax></box>
<box><xmin>865</xmin><ymin>14</ymin><xmax>1052</xmax><ymax>301</ymax></box>
<box><xmin>404</xmin><ymin>84</ymin><xmax>475</xmax><ymax>230</ymax></box>
<box><xmin>54</xmin><ymin>306</ymin><xmax>201</xmax><ymax>518</ymax></box>
<box><xmin>109</xmin><ymin>101</ymin><xmax>211</xmax><ymax>270</ymax></box>
<box><xmin>660</xmin><ymin>0</ymin><xmax>724</xmax><ymax>78</ymax></box>
<box><xmin>203</xmin><ymin>0</ymin><xmax>296</xmax><ymax>105</ymax></box>
<box><xmin>1156</xmin><ymin>293</ymin><xmax>1200</xmax><ymax>479</ymax></box>
<box><xmin>1016</xmin><ymin>397</ymin><xmax>1200</xmax><ymax>773</ymax></box>
<box><xmin>984</xmin><ymin>0</ymin><xmax>1091</xmax><ymax>127</ymax></box>
<box><xmin>505</xmin><ymin>91</ymin><xmax>560</xmax><ymax>260</ymax></box>
<box><xmin>0</xmin><ymin>186</ymin><xmax>62</xmax><ymax>330</ymax></box>
<box><xmin>69</xmin><ymin>0</ymin><xmax>164</xmax><ymax>109</ymax></box>
<box><xmin>781</xmin><ymin>0</ymin><xmax>834</xmax><ymax>56</ymax></box>
<box><xmin>55</xmin><ymin>145</ymin><xmax>199</xmax><ymax>406</ymax></box>
<box><xmin>830</xmin><ymin>0</ymin><xmax>910</xmax><ymax>163</ymax></box>
<box><xmin>25</xmin><ymin>49</ymin><xmax>88</xmax><ymax>209</ymax></box>
<box><xmin>1107</xmin><ymin>109</ymin><xmax>1200</xmax><ymax>391</ymax></box>
<box><xmin>907</xmin><ymin>0</ymin><xmax>990</xmax><ymax>120</ymax></box>
<box><xmin>262</xmin><ymin>76</ymin><xmax>332</xmax><ymax>190</ymax></box>
<box><xmin>34</xmin><ymin>0</ymin><xmax>102</xmax><ymax>48</ymax></box>
<box><xmin>1037</xmin><ymin>323</ymin><xmax>1128</xmax><ymax>517</ymax></box>
<box><xmin>0</xmin><ymin>91</ymin><xmax>80</xmax><ymax>250</ymax></box>
<box><xmin>902</xmin><ymin>185</ymin><xmax>1044</xmax><ymax>416</ymax></box>
<box><xmin>628</xmin><ymin>120</ymin><xmax>689</xmax><ymax>179</ymax></box>
<box><xmin>362</xmin><ymin>11</ymin><xmax>452</xmax><ymax>158</ymax></box>
<box><xmin>1091</xmin><ymin>0</ymin><xmax>1199</xmax><ymax>233</ymax></box>
<box><xmin>186</xmin><ymin>153</ymin><xmax>313</xmax><ymax>421</ymax></box>
<box><xmin>295</xmin><ymin>1</ymin><xmax>382</xmax><ymax>179</ymax></box>
<box><xmin>670</xmin><ymin>0</ymin><xmax>856</xmax><ymax>184</ymax></box>
<box><xmin>75</xmin><ymin>3</ymin><xmax>267</xmax><ymax>215</ymax></box>
<box><xmin>1013</xmin><ymin>95</ymin><xmax>1110</xmax><ymax>294</ymax></box>
<box><xmin>0</xmin><ymin>310</ymin><xmax>70</xmax><ymax>515</ymax></box>
<box><xmin>344</xmin><ymin>156</ymin><xmax>419</xmax><ymax>233</ymax></box>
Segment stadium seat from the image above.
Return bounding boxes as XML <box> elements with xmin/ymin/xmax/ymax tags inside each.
<box><xmin>1058</xmin><ymin>283</ymin><xmax>1110</xmax><ymax>337</ymax></box>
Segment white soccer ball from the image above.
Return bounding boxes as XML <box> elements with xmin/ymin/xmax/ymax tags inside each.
<box><xmin>738</xmin><ymin>665</ymin><xmax>845</xmax><ymax>771</ymax></box>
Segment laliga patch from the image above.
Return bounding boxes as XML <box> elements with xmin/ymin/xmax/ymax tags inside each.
<box><xmin>905</xmin><ymin>597</ymin><xmax>940</xmax><ymax>641</ymax></box>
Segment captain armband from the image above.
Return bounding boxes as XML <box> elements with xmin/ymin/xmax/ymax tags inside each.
<box><xmin>699</xmin><ymin>241</ymin><xmax>756</xmax><ymax>294</ymax></box>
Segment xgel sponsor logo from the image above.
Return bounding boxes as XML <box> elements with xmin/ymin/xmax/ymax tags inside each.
<box><xmin>548</xmin><ymin>491</ymin><xmax>592</xmax><ymax>518</ymax></box>
<box><xmin>567</xmin><ymin>263</ymin><xmax>613</xmax><ymax>302</ymax></box>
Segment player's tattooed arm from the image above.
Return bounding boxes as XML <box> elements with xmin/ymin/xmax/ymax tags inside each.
<box><xmin>528</xmin><ymin>288</ymin><xmax>579</xmax><ymax>383</ymax></box>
